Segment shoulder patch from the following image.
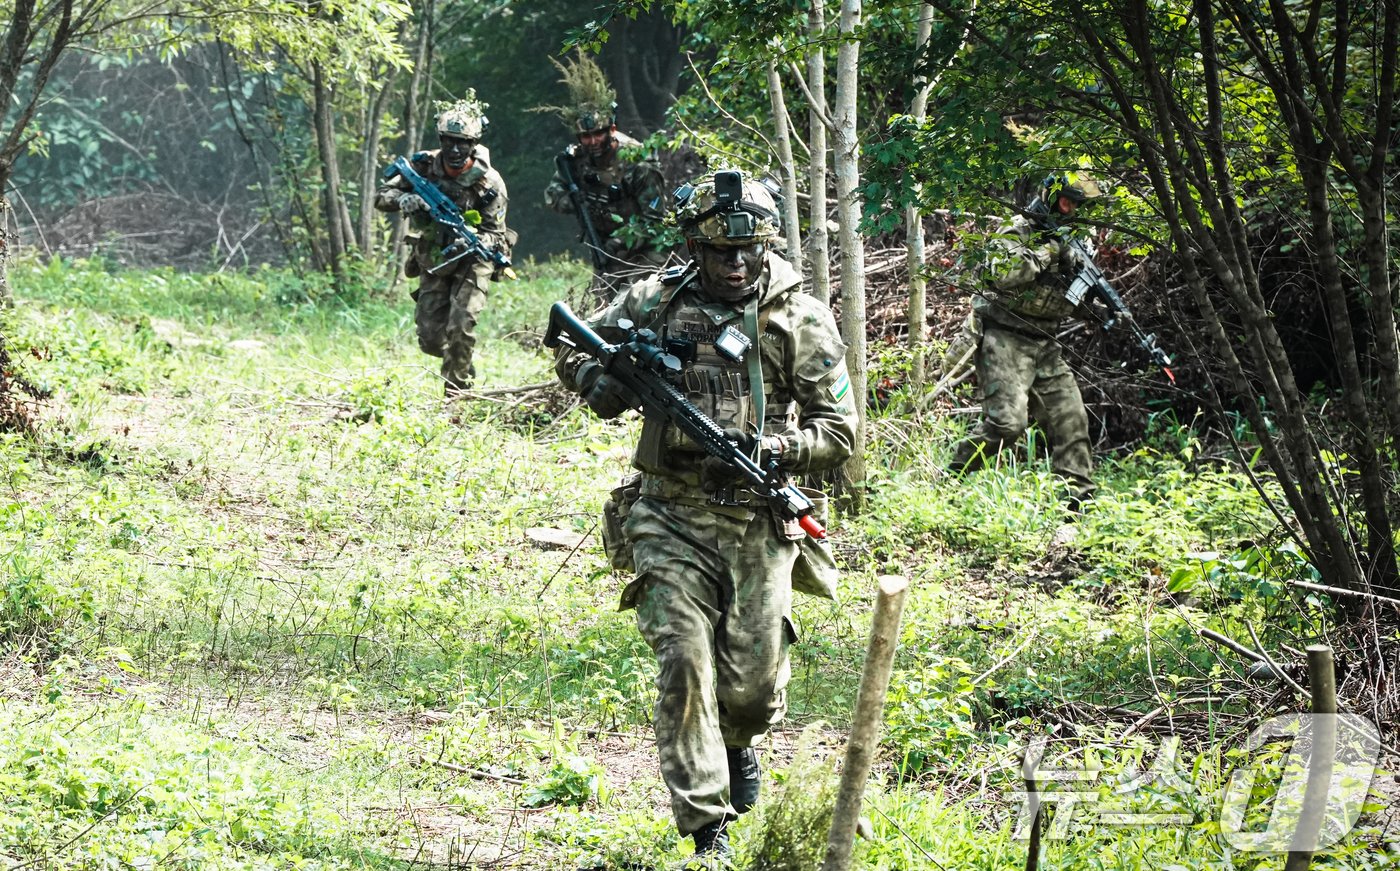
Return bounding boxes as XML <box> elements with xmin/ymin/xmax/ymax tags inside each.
<box><xmin>830</xmin><ymin>370</ymin><xmax>851</xmax><ymax>402</ymax></box>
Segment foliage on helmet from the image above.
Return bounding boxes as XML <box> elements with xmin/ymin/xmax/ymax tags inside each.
<box><xmin>1043</xmin><ymin>171</ymin><xmax>1102</xmax><ymax>205</ymax></box>
<box><xmin>530</xmin><ymin>51</ymin><xmax>616</xmax><ymax>133</ymax></box>
<box><xmin>672</xmin><ymin>171</ymin><xmax>782</xmax><ymax>246</ymax></box>
<box><xmin>435</xmin><ymin>90</ymin><xmax>489</xmax><ymax>140</ymax></box>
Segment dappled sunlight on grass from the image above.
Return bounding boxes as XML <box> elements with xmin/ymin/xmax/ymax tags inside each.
<box><xmin>0</xmin><ymin>258</ymin><xmax>1383</xmax><ymax>868</ymax></box>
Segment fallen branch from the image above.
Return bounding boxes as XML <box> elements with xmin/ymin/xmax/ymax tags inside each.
<box><xmin>417</xmin><ymin>755</ymin><xmax>526</xmax><ymax>786</ymax></box>
<box><xmin>1286</xmin><ymin>578</ymin><xmax>1400</xmax><ymax>606</ymax></box>
<box><xmin>1197</xmin><ymin>627</ymin><xmax>1308</xmax><ymax>696</ymax></box>
<box><xmin>915</xmin><ymin>347</ymin><xmax>976</xmax><ymax>412</ymax></box>
<box><xmin>458</xmin><ymin>381</ymin><xmax>555</xmax><ymax>399</ymax></box>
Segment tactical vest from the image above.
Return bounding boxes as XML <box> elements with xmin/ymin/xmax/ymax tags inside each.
<box><xmin>631</xmin><ymin>278</ymin><xmax>799</xmax><ymax>476</ymax></box>
<box><xmin>406</xmin><ymin>149</ymin><xmax>502</xmax><ymax>274</ymax></box>
<box><xmin>976</xmin><ymin>274</ymin><xmax>1079</xmax><ymax>324</ymax></box>
<box><xmin>566</xmin><ymin>150</ymin><xmax>645</xmax><ymax>238</ymax></box>
<box><xmin>973</xmin><ymin>219</ymin><xmax>1080</xmax><ymax>332</ymax></box>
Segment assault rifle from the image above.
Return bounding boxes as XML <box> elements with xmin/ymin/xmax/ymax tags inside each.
<box><xmin>544</xmin><ymin>301</ymin><xmax>827</xmax><ymax>540</ymax></box>
<box><xmin>554</xmin><ymin>148</ymin><xmax>608</xmax><ymax>272</ymax></box>
<box><xmin>1023</xmin><ymin>196</ymin><xmax>1173</xmax><ymax>383</ymax></box>
<box><xmin>382</xmin><ymin>156</ymin><xmax>516</xmax><ymax>279</ymax></box>
<box><xmin>1060</xmin><ymin>237</ymin><xmax>1175</xmax><ymax>384</ymax></box>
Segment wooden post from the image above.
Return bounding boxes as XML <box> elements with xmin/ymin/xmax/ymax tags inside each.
<box><xmin>822</xmin><ymin>575</ymin><xmax>909</xmax><ymax>871</ymax></box>
<box><xmin>1283</xmin><ymin>645</ymin><xmax>1337</xmax><ymax>871</ymax></box>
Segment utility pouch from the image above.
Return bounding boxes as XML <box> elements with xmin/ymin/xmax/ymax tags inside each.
<box><xmin>404</xmin><ymin>232</ymin><xmax>424</xmax><ymax>279</ymax></box>
<box><xmin>789</xmin><ymin>487</ymin><xmax>839</xmax><ymax>600</ymax></box>
<box><xmin>601</xmin><ymin>472</ymin><xmax>642</xmax><ymax>572</ymax></box>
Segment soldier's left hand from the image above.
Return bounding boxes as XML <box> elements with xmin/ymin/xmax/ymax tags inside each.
<box><xmin>700</xmin><ymin>428</ymin><xmax>781</xmax><ymax>492</ymax></box>
<box><xmin>396</xmin><ymin>192</ymin><xmax>428</xmax><ymax>214</ymax></box>
<box><xmin>442</xmin><ymin>239</ymin><xmax>474</xmax><ymax>261</ymax></box>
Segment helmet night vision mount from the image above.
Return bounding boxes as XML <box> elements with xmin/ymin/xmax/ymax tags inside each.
<box><xmin>674</xmin><ymin>170</ymin><xmax>781</xmax><ymax>246</ymax></box>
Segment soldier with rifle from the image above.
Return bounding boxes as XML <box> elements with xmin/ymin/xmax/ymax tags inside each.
<box><xmin>551</xmin><ymin>170</ymin><xmax>857</xmax><ymax>861</ymax></box>
<box><xmin>376</xmin><ymin>92</ymin><xmax>515</xmax><ymax>396</ymax></box>
<box><xmin>540</xmin><ymin>53</ymin><xmax>671</xmax><ymax>300</ymax></box>
<box><xmin>949</xmin><ymin>174</ymin><xmax>1172</xmax><ymax>514</ymax></box>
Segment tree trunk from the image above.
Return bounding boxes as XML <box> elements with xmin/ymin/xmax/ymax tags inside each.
<box><xmin>0</xmin><ymin>191</ymin><xmax>13</xmax><ymax>309</ymax></box>
<box><xmin>806</xmin><ymin>0</ymin><xmax>832</xmax><ymax>305</ymax></box>
<box><xmin>1110</xmin><ymin>0</ymin><xmax>1369</xmax><ymax>593</ymax></box>
<box><xmin>834</xmin><ymin>0</ymin><xmax>866</xmax><ymax>507</ymax></box>
<box><xmin>766</xmin><ymin>60</ymin><xmax>804</xmax><ymax>275</ymax></box>
<box><xmin>390</xmin><ymin>0</ymin><xmax>433</xmax><ymax>288</ymax></box>
<box><xmin>904</xmin><ymin>4</ymin><xmax>935</xmax><ymax>390</ymax></box>
<box><xmin>1209</xmin><ymin>0</ymin><xmax>1397</xmax><ymax>590</ymax></box>
<box><xmin>313</xmin><ymin>62</ymin><xmax>348</xmax><ymax>289</ymax></box>
<box><xmin>357</xmin><ymin>80</ymin><xmax>392</xmax><ymax>257</ymax></box>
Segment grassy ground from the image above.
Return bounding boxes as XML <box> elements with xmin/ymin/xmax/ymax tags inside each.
<box><xmin>0</xmin><ymin>257</ymin><xmax>1393</xmax><ymax>869</ymax></box>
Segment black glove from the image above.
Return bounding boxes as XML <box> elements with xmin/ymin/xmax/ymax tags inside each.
<box><xmin>442</xmin><ymin>239</ymin><xmax>473</xmax><ymax>262</ymax></box>
<box><xmin>700</xmin><ymin>428</ymin><xmax>771</xmax><ymax>493</ymax></box>
<box><xmin>577</xmin><ymin>361</ymin><xmax>636</xmax><ymax>420</ymax></box>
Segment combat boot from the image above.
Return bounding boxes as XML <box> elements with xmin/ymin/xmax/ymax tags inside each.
<box><xmin>726</xmin><ymin>747</ymin><xmax>761</xmax><ymax>815</ymax></box>
<box><xmin>690</xmin><ymin>820</ymin><xmax>730</xmax><ymax>857</ymax></box>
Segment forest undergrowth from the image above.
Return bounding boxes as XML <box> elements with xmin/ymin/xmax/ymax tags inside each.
<box><xmin>0</xmin><ymin>257</ymin><xmax>1392</xmax><ymax>869</ymax></box>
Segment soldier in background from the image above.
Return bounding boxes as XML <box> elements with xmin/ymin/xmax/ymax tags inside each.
<box><xmin>376</xmin><ymin>92</ymin><xmax>514</xmax><ymax>396</ymax></box>
<box><xmin>948</xmin><ymin>174</ymin><xmax>1101</xmax><ymax>511</ymax></box>
<box><xmin>540</xmin><ymin>53</ymin><xmax>670</xmax><ymax>300</ymax></box>
<box><xmin>554</xmin><ymin>171</ymin><xmax>856</xmax><ymax>860</ymax></box>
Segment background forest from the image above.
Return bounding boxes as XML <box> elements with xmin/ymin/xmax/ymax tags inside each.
<box><xmin>1</xmin><ymin>0</ymin><xmax>1397</xmax><ymax>868</ymax></box>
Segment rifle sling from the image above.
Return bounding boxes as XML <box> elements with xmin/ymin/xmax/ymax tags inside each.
<box><xmin>744</xmin><ymin>295</ymin><xmax>765</xmax><ymax>444</ymax></box>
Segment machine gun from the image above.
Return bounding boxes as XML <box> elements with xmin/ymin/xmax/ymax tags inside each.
<box><xmin>554</xmin><ymin>148</ymin><xmax>608</xmax><ymax>272</ymax></box>
<box><xmin>544</xmin><ymin>301</ymin><xmax>827</xmax><ymax>540</ymax></box>
<box><xmin>382</xmin><ymin>156</ymin><xmax>516</xmax><ymax>279</ymax></box>
<box><xmin>1060</xmin><ymin>237</ymin><xmax>1175</xmax><ymax>384</ymax></box>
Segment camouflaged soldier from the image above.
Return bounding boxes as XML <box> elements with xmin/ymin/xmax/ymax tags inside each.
<box><xmin>949</xmin><ymin>175</ymin><xmax>1100</xmax><ymax>509</ymax></box>
<box><xmin>376</xmin><ymin>92</ymin><xmax>514</xmax><ymax>395</ymax></box>
<box><xmin>541</xmin><ymin>54</ymin><xmax>670</xmax><ymax>299</ymax></box>
<box><xmin>555</xmin><ymin>171</ymin><xmax>857</xmax><ymax>859</ymax></box>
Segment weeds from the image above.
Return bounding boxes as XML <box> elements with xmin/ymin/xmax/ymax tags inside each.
<box><xmin>0</xmin><ymin>257</ymin><xmax>1388</xmax><ymax>868</ymax></box>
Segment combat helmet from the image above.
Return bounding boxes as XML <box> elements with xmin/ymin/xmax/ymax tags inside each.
<box><xmin>434</xmin><ymin>91</ymin><xmax>489</xmax><ymax>141</ymax></box>
<box><xmin>530</xmin><ymin>52</ymin><xmax>619</xmax><ymax>158</ymax></box>
<box><xmin>573</xmin><ymin>102</ymin><xmax>617</xmax><ymax>135</ymax></box>
<box><xmin>674</xmin><ymin>171</ymin><xmax>781</xmax><ymax>246</ymax></box>
<box><xmin>1033</xmin><ymin>171</ymin><xmax>1102</xmax><ymax>228</ymax></box>
<box><xmin>1042</xmin><ymin>171</ymin><xmax>1102</xmax><ymax>207</ymax></box>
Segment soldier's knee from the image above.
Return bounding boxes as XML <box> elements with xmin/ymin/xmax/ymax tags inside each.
<box><xmin>718</xmin><ymin>675</ymin><xmax>781</xmax><ymax>720</ymax></box>
<box><xmin>652</xmin><ymin>636</ymin><xmax>712</xmax><ymax>691</ymax></box>
<box><xmin>416</xmin><ymin>330</ymin><xmax>444</xmax><ymax>357</ymax></box>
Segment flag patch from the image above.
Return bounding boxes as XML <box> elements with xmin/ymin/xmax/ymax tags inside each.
<box><xmin>831</xmin><ymin>372</ymin><xmax>851</xmax><ymax>401</ymax></box>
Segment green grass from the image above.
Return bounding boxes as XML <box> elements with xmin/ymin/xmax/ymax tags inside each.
<box><xmin>0</xmin><ymin>255</ymin><xmax>1390</xmax><ymax>868</ymax></box>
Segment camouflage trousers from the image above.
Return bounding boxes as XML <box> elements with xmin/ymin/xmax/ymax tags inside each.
<box><xmin>413</xmin><ymin>259</ymin><xmax>492</xmax><ymax>392</ymax></box>
<box><xmin>950</xmin><ymin>321</ymin><xmax>1095</xmax><ymax>502</ymax></box>
<box><xmin>623</xmin><ymin>495</ymin><xmax>797</xmax><ymax>836</ymax></box>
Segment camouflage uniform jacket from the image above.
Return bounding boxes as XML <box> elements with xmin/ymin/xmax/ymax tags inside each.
<box><xmin>971</xmin><ymin>215</ymin><xmax>1084</xmax><ymax>336</ymax></box>
<box><xmin>375</xmin><ymin>146</ymin><xmax>512</xmax><ymax>278</ymax></box>
<box><xmin>558</xmin><ymin>253</ymin><xmax>857</xmax><ymax>505</ymax></box>
<box><xmin>544</xmin><ymin>133</ymin><xmax>667</xmax><ymax>258</ymax></box>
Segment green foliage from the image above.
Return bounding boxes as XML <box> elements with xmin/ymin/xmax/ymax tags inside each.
<box><xmin>0</xmin><ymin>696</ymin><xmax>373</xmax><ymax>868</ymax></box>
<box><xmin>736</xmin><ymin>727</ymin><xmax>848</xmax><ymax>871</ymax></box>
<box><xmin>0</xmin><ymin>258</ymin><xmax>1382</xmax><ymax>867</ymax></box>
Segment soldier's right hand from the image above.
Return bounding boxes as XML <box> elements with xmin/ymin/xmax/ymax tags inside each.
<box><xmin>577</xmin><ymin>361</ymin><xmax>637</xmax><ymax>420</ymax></box>
<box><xmin>396</xmin><ymin>192</ymin><xmax>428</xmax><ymax>214</ymax></box>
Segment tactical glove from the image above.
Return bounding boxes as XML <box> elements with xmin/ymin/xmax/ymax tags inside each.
<box><xmin>700</xmin><ymin>428</ymin><xmax>783</xmax><ymax>492</ymax></box>
<box><xmin>442</xmin><ymin>239</ymin><xmax>474</xmax><ymax>262</ymax></box>
<box><xmin>576</xmin><ymin>361</ymin><xmax>637</xmax><ymax>420</ymax></box>
<box><xmin>396</xmin><ymin>192</ymin><xmax>428</xmax><ymax>214</ymax></box>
